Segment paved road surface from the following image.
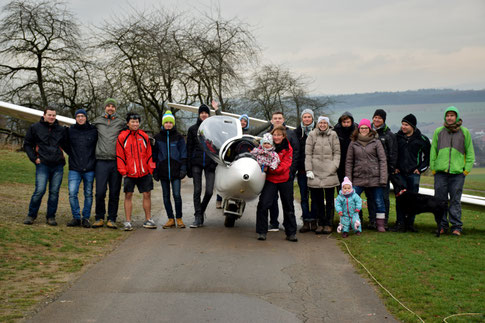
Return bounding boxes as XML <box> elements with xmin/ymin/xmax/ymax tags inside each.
<box><xmin>28</xmin><ymin>179</ymin><xmax>398</xmax><ymax>323</ymax></box>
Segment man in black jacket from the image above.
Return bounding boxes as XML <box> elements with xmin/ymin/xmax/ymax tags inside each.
<box><xmin>23</xmin><ymin>108</ymin><xmax>68</xmax><ymax>226</ymax></box>
<box><xmin>334</xmin><ymin>111</ymin><xmax>357</xmax><ymax>184</ymax></box>
<box><xmin>370</xmin><ymin>109</ymin><xmax>397</xmax><ymax>230</ymax></box>
<box><xmin>65</xmin><ymin>109</ymin><xmax>98</xmax><ymax>228</ymax></box>
<box><xmin>392</xmin><ymin>113</ymin><xmax>430</xmax><ymax>232</ymax></box>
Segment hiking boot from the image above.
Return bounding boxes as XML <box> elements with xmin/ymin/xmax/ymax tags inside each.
<box><xmin>67</xmin><ymin>218</ymin><xmax>81</xmax><ymax>227</ymax></box>
<box><xmin>46</xmin><ymin>218</ymin><xmax>57</xmax><ymax>226</ymax></box>
<box><xmin>190</xmin><ymin>217</ymin><xmax>203</xmax><ymax>228</ymax></box>
<box><xmin>176</xmin><ymin>218</ymin><xmax>186</xmax><ymax>228</ymax></box>
<box><xmin>342</xmin><ymin>232</ymin><xmax>349</xmax><ymax>238</ymax></box>
<box><xmin>143</xmin><ymin>219</ymin><xmax>157</xmax><ymax>229</ymax></box>
<box><xmin>216</xmin><ymin>200</ymin><xmax>223</xmax><ymax>209</ymax></box>
<box><xmin>81</xmin><ymin>218</ymin><xmax>91</xmax><ymax>228</ymax></box>
<box><xmin>268</xmin><ymin>225</ymin><xmax>279</xmax><ymax>232</ymax></box>
<box><xmin>285</xmin><ymin>234</ymin><xmax>298</xmax><ymax>242</ymax></box>
<box><xmin>390</xmin><ymin>223</ymin><xmax>406</xmax><ymax>232</ymax></box>
<box><xmin>315</xmin><ymin>225</ymin><xmax>325</xmax><ymax>234</ymax></box>
<box><xmin>257</xmin><ymin>233</ymin><xmax>267</xmax><ymax>241</ymax></box>
<box><xmin>163</xmin><ymin>218</ymin><xmax>176</xmax><ymax>229</ymax></box>
<box><xmin>106</xmin><ymin>220</ymin><xmax>117</xmax><ymax>229</ymax></box>
<box><xmin>367</xmin><ymin>221</ymin><xmax>377</xmax><ymax>230</ymax></box>
<box><xmin>92</xmin><ymin>219</ymin><xmax>104</xmax><ymax>228</ymax></box>
<box><xmin>310</xmin><ymin>220</ymin><xmax>317</xmax><ymax>231</ymax></box>
<box><xmin>299</xmin><ymin>221</ymin><xmax>311</xmax><ymax>233</ymax></box>
<box><xmin>123</xmin><ymin>222</ymin><xmax>133</xmax><ymax>231</ymax></box>
<box><xmin>406</xmin><ymin>226</ymin><xmax>418</xmax><ymax>233</ymax></box>
<box><xmin>323</xmin><ymin>225</ymin><xmax>332</xmax><ymax>234</ymax></box>
<box><xmin>23</xmin><ymin>216</ymin><xmax>35</xmax><ymax>225</ymax></box>
<box><xmin>452</xmin><ymin>230</ymin><xmax>461</xmax><ymax>236</ymax></box>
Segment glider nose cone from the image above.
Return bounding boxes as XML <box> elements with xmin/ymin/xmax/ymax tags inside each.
<box><xmin>243</xmin><ymin>174</ymin><xmax>250</xmax><ymax>181</ymax></box>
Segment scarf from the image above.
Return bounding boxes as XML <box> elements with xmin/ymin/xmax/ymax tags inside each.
<box><xmin>300</xmin><ymin>121</ymin><xmax>315</xmax><ymax>137</ymax></box>
<box><xmin>444</xmin><ymin>119</ymin><xmax>463</xmax><ymax>133</ymax></box>
<box><xmin>357</xmin><ymin>133</ymin><xmax>374</xmax><ymax>147</ymax></box>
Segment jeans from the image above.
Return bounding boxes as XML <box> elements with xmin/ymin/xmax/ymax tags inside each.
<box><xmin>434</xmin><ymin>172</ymin><xmax>465</xmax><ymax>232</ymax></box>
<box><xmin>297</xmin><ymin>171</ymin><xmax>314</xmax><ymax>221</ymax></box>
<box><xmin>192</xmin><ymin>166</ymin><xmax>215</xmax><ymax>217</ymax></box>
<box><xmin>395</xmin><ymin>173</ymin><xmax>420</xmax><ymax>225</ymax></box>
<box><xmin>368</xmin><ymin>180</ymin><xmax>391</xmax><ymax>223</ymax></box>
<box><xmin>310</xmin><ymin>187</ymin><xmax>335</xmax><ymax>227</ymax></box>
<box><xmin>95</xmin><ymin>160</ymin><xmax>122</xmax><ymax>222</ymax></box>
<box><xmin>68</xmin><ymin>170</ymin><xmax>95</xmax><ymax>219</ymax></box>
<box><xmin>354</xmin><ymin>186</ymin><xmax>385</xmax><ymax>219</ymax></box>
<box><xmin>161</xmin><ymin>179</ymin><xmax>182</xmax><ymax>219</ymax></box>
<box><xmin>28</xmin><ymin>163</ymin><xmax>64</xmax><ymax>219</ymax></box>
<box><xmin>256</xmin><ymin>180</ymin><xmax>296</xmax><ymax>236</ymax></box>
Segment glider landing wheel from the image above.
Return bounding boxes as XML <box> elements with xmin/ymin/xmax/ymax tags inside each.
<box><xmin>224</xmin><ymin>203</ymin><xmax>239</xmax><ymax>228</ymax></box>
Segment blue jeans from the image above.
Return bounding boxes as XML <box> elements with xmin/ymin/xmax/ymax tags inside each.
<box><xmin>161</xmin><ymin>179</ymin><xmax>182</xmax><ymax>219</ymax></box>
<box><xmin>28</xmin><ymin>163</ymin><xmax>64</xmax><ymax>219</ymax></box>
<box><xmin>354</xmin><ymin>186</ymin><xmax>385</xmax><ymax>217</ymax></box>
<box><xmin>434</xmin><ymin>172</ymin><xmax>465</xmax><ymax>232</ymax></box>
<box><xmin>68</xmin><ymin>170</ymin><xmax>95</xmax><ymax>219</ymax></box>
<box><xmin>297</xmin><ymin>171</ymin><xmax>314</xmax><ymax>221</ymax></box>
<box><xmin>395</xmin><ymin>173</ymin><xmax>420</xmax><ymax>225</ymax></box>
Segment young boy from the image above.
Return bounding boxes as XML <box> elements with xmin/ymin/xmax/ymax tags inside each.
<box><xmin>335</xmin><ymin>177</ymin><xmax>362</xmax><ymax>238</ymax></box>
<box><xmin>116</xmin><ymin>112</ymin><xmax>156</xmax><ymax>231</ymax></box>
<box><xmin>250</xmin><ymin>133</ymin><xmax>280</xmax><ymax>172</ymax></box>
<box><xmin>153</xmin><ymin>111</ymin><xmax>187</xmax><ymax>229</ymax></box>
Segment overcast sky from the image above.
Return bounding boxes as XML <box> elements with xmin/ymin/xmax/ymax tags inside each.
<box><xmin>7</xmin><ymin>0</ymin><xmax>485</xmax><ymax>95</ymax></box>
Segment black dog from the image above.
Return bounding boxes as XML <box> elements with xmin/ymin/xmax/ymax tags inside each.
<box><xmin>390</xmin><ymin>174</ymin><xmax>447</xmax><ymax>237</ymax></box>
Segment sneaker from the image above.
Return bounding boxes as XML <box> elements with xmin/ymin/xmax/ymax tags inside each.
<box><xmin>106</xmin><ymin>220</ymin><xmax>117</xmax><ymax>229</ymax></box>
<box><xmin>81</xmin><ymin>218</ymin><xmax>91</xmax><ymax>228</ymax></box>
<box><xmin>215</xmin><ymin>200</ymin><xmax>223</xmax><ymax>209</ymax></box>
<box><xmin>190</xmin><ymin>217</ymin><xmax>203</xmax><ymax>228</ymax></box>
<box><xmin>268</xmin><ymin>225</ymin><xmax>279</xmax><ymax>232</ymax></box>
<box><xmin>285</xmin><ymin>234</ymin><xmax>298</xmax><ymax>242</ymax></box>
<box><xmin>452</xmin><ymin>230</ymin><xmax>461</xmax><ymax>236</ymax></box>
<box><xmin>143</xmin><ymin>219</ymin><xmax>157</xmax><ymax>229</ymax></box>
<box><xmin>163</xmin><ymin>218</ymin><xmax>176</xmax><ymax>229</ymax></box>
<box><xmin>176</xmin><ymin>218</ymin><xmax>186</xmax><ymax>228</ymax></box>
<box><xmin>46</xmin><ymin>218</ymin><xmax>57</xmax><ymax>226</ymax></box>
<box><xmin>23</xmin><ymin>216</ymin><xmax>35</xmax><ymax>225</ymax></box>
<box><xmin>67</xmin><ymin>218</ymin><xmax>81</xmax><ymax>227</ymax></box>
<box><xmin>92</xmin><ymin>219</ymin><xmax>104</xmax><ymax>228</ymax></box>
<box><xmin>257</xmin><ymin>233</ymin><xmax>267</xmax><ymax>241</ymax></box>
<box><xmin>123</xmin><ymin>222</ymin><xmax>133</xmax><ymax>231</ymax></box>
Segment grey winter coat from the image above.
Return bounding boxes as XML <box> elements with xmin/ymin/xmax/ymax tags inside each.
<box><xmin>305</xmin><ymin>127</ymin><xmax>341</xmax><ymax>188</ymax></box>
<box><xmin>345</xmin><ymin>135</ymin><xmax>388</xmax><ymax>187</ymax></box>
<box><xmin>92</xmin><ymin>114</ymin><xmax>125</xmax><ymax>160</ymax></box>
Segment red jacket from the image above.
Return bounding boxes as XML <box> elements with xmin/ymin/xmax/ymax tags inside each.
<box><xmin>266</xmin><ymin>139</ymin><xmax>293</xmax><ymax>183</ymax></box>
<box><xmin>116</xmin><ymin>129</ymin><xmax>155</xmax><ymax>178</ymax></box>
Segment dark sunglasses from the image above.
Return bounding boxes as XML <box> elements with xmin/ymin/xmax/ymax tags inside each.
<box><xmin>128</xmin><ymin>114</ymin><xmax>141</xmax><ymax>120</ymax></box>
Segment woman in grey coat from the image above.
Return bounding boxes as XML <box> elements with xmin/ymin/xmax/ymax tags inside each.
<box><xmin>305</xmin><ymin>116</ymin><xmax>341</xmax><ymax>234</ymax></box>
<box><xmin>345</xmin><ymin>118</ymin><xmax>388</xmax><ymax>232</ymax></box>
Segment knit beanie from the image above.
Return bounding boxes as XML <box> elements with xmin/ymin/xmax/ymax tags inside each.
<box><xmin>75</xmin><ymin>109</ymin><xmax>87</xmax><ymax>117</ymax></box>
<box><xmin>358</xmin><ymin>118</ymin><xmax>371</xmax><ymax>129</ymax></box>
<box><xmin>342</xmin><ymin>176</ymin><xmax>353</xmax><ymax>191</ymax></box>
<box><xmin>104</xmin><ymin>98</ymin><xmax>117</xmax><ymax>107</ymax></box>
<box><xmin>402</xmin><ymin>114</ymin><xmax>417</xmax><ymax>129</ymax></box>
<box><xmin>239</xmin><ymin>114</ymin><xmax>249</xmax><ymax>130</ymax></box>
<box><xmin>301</xmin><ymin>109</ymin><xmax>314</xmax><ymax>120</ymax></box>
<box><xmin>198</xmin><ymin>104</ymin><xmax>210</xmax><ymax>116</ymax></box>
<box><xmin>162</xmin><ymin>110</ymin><xmax>175</xmax><ymax>125</ymax></box>
<box><xmin>317</xmin><ymin>116</ymin><xmax>329</xmax><ymax>125</ymax></box>
<box><xmin>260</xmin><ymin>133</ymin><xmax>273</xmax><ymax>146</ymax></box>
<box><xmin>373</xmin><ymin>109</ymin><xmax>387</xmax><ymax>122</ymax></box>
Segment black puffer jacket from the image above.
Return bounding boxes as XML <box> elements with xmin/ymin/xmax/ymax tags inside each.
<box><xmin>396</xmin><ymin>128</ymin><xmax>430</xmax><ymax>175</ymax></box>
<box><xmin>374</xmin><ymin>124</ymin><xmax>397</xmax><ymax>173</ymax></box>
<box><xmin>294</xmin><ymin>124</ymin><xmax>314</xmax><ymax>173</ymax></box>
<box><xmin>186</xmin><ymin>118</ymin><xmax>218</xmax><ymax>171</ymax></box>
<box><xmin>334</xmin><ymin>111</ymin><xmax>357</xmax><ymax>181</ymax></box>
<box><xmin>24</xmin><ymin>118</ymin><xmax>67</xmax><ymax>166</ymax></box>
<box><xmin>66</xmin><ymin>122</ymin><xmax>98</xmax><ymax>172</ymax></box>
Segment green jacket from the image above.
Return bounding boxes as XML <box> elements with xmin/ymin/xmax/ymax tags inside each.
<box><xmin>430</xmin><ymin>106</ymin><xmax>475</xmax><ymax>175</ymax></box>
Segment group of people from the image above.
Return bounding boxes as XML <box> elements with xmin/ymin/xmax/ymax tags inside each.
<box><xmin>22</xmin><ymin>98</ymin><xmax>475</xmax><ymax>240</ymax></box>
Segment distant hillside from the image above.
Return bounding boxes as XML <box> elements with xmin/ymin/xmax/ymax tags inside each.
<box><xmin>324</xmin><ymin>89</ymin><xmax>485</xmax><ymax>109</ymax></box>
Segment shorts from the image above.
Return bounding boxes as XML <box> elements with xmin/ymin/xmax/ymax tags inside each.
<box><xmin>124</xmin><ymin>174</ymin><xmax>153</xmax><ymax>193</ymax></box>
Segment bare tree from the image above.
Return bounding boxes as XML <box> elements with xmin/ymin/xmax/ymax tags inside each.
<box><xmin>0</xmin><ymin>0</ymin><xmax>81</xmax><ymax>108</ymax></box>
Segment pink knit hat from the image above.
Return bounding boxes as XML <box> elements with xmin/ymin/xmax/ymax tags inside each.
<box><xmin>342</xmin><ymin>176</ymin><xmax>353</xmax><ymax>190</ymax></box>
<box><xmin>358</xmin><ymin>118</ymin><xmax>371</xmax><ymax>129</ymax></box>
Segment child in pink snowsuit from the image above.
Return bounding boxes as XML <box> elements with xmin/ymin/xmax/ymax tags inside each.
<box><xmin>250</xmin><ymin>133</ymin><xmax>280</xmax><ymax>172</ymax></box>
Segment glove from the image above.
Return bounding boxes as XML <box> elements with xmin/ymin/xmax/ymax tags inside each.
<box><xmin>337</xmin><ymin>223</ymin><xmax>343</xmax><ymax>233</ymax></box>
<box><xmin>179</xmin><ymin>170</ymin><xmax>187</xmax><ymax>179</ymax></box>
<box><xmin>306</xmin><ymin>171</ymin><xmax>315</xmax><ymax>180</ymax></box>
<box><xmin>354</xmin><ymin>220</ymin><xmax>361</xmax><ymax>231</ymax></box>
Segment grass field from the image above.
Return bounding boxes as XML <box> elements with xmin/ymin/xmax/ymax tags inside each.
<box><xmin>1</xmin><ymin>147</ymin><xmax>484</xmax><ymax>322</ymax></box>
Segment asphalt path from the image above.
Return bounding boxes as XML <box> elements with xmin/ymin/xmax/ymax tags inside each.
<box><xmin>28</xmin><ymin>178</ymin><xmax>397</xmax><ymax>323</ymax></box>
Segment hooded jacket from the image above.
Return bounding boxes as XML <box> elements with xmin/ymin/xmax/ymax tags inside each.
<box><xmin>335</xmin><ymin>190</ymin><xmax>362</xmax><ymax>217</ymax></box>
<box><xmin>24</xmin><ymin>117</ymin><xmax>67</xmax><ymax>166</ymax></box>
<box><xmin>396</xmin><ymin>128</ymin><xmax>430</xmax><ymax>175</ymax></box>
<box><xmin>266</xmin><ymin>138</ymin><xmax>293</xmax><ymax>184</ymax></box>
<box><xmin>294</xmin><ymin>122</ymin><xmax>315</xmax><ymax>172</ymax></box>
<box><xmin>186</xmin><ymin>118</ymin><xmax>218</xmax><ymax>171</ymax></box>
<box><xmin>116</xmin><ymin>129</ymin><xmax>155</xmax><ymax>178</ymax></box>
<box><xmin>305</xmin><ymin>126</ymin><xmax>341</xmax><ymax>188</ymax></box>
<box><xmin>373</xmin><ymin>124</ymin><xmax>398</xmax><ymax>172</ymax></box>
<box><xmin>153</xmin><ymin>127</ymin><xmax>187</xmax><ymax>180</ymax></box>
<box><xmin>334</xmin><ymin>111</ymin><xmax>357</xmax><ymax>179</ymax></box>
<box><xmin>430</xmin><ymin>106</ymin><xmax>475</xmax><ymax>175</ymax></box>
<box><xmin>93</xmin><ymin>114</ymin><xmax>125</xmax><ymax>160</ymax></box>
<box><xmin>66</xmin><ymin>122</ymin><xmax>98</xmax><ymax>172</ymax></box>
